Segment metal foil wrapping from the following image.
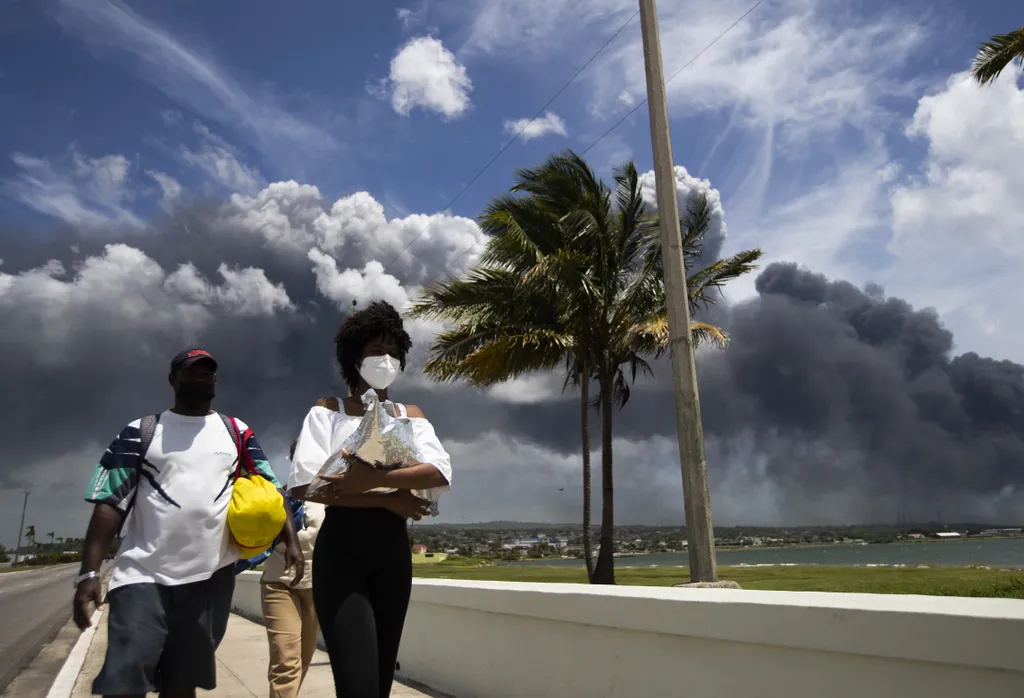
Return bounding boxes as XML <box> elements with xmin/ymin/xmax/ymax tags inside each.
<box><xmin>306</xmin><ymin>389</ymin><xmax>439</xmax><ymax>516</ymax></box>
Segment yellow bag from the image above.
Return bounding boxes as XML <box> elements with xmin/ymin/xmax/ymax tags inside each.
<box><xmin>222</xmin><ymin>416</ymin><xmax>286</xmax><ymax>557</ymax></box>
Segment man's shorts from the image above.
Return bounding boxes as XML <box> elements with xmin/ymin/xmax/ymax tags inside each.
<box><xmin>91</xmin><ymin>565</ymin><xmax>235</xmax><ymax>695</ymax></box>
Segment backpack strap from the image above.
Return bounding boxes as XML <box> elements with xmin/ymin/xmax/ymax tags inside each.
<box><xmin>121</xmin><ymin>414</ymin><xmax>159</xmax><ymax>529</ymax></box>
<box><xmin>139</xmin><ymin>414</ymin><xmax>159</xmax><ymax>459</ymax></box>
<box><xmin>218</xmin><ymin>413</ymin><xmax>256</xmax><ymax>478</ymax></box>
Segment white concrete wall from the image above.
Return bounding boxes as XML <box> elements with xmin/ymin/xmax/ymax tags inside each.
<box><xmin>233</xmin><ymin>571</ymin><xmax>1024</xmax><ymax>698</ymax></box>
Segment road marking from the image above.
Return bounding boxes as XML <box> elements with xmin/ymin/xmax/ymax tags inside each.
<box><xmin>44</xmin><ymin>609</ymin><xmax>101</xmax><ymax>698</ymax></box>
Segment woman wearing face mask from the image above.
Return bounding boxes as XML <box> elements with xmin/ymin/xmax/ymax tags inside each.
<box><xmin>288</xmin><ymin>300</ymin><xmax>452</xmax><ymax>698</ymax></box>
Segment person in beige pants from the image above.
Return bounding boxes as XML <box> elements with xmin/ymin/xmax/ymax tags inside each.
<box><xmin>261</xmin><ymin>439</ymin><xmax>326</xmax><ymax>698</ymax></box>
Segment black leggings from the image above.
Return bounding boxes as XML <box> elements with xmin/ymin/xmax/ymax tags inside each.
<box><xmin>312</xmin><ymin>506</ymin><xmax>413</xmax><ymax>698</ymax></box>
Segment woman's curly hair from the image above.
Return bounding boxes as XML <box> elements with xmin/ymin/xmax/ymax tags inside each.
<box><xmin>334</xmin><ymin>300</ymin><xmax>412</xmax><ymax>393</ymax></box>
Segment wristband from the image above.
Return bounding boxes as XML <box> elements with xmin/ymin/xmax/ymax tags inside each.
<box><xmin>74</xmin><ymin>571</ymin><xmax>98</xmax><ymax>588</ymax></box>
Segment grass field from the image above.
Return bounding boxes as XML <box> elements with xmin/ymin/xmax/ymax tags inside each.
<box><xmin>412</xmin><ymin>560</ymin><xmax>1024</xmax><ymax>598</ymax></box>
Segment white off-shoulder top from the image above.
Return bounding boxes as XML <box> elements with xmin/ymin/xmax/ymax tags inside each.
<box><xmin>288</xmin><ymin>400</ymin><xmax>452</xmax><ymax>506</ymax></box>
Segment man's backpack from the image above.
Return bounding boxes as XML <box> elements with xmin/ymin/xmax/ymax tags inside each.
<box><xmin>124</xmin><ymin>412</ymin><xmax>260</xmax><ymax>526</ymax></box>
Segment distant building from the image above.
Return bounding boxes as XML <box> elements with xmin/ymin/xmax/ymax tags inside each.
<box><xmin>411</xmin><ymin>549</ymin><xmax>448</xmax><ymax>564</ymax></box>
<box><xmin>502</xmin><ymin>535</ymin><xmax>570</xmax><ymax>551</ymax></box>
<box><xmin>412</xmin><ymin>544</ymin><xmax>428</xmax><ymax>555</ymax></box>
<box><xmin>935</xmin><ymin>531</ymin><xmax>962</xmax><ymax>539</ymax></box>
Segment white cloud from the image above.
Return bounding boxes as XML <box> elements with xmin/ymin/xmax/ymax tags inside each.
<box><xmin>308</xmin><ymin>252</ymin><xmax>412</xmax><ymax>314</ymax></box>
<box><xmin>886</xmin><ymin>70</ymin><xmax>1024</xmax><ymax>360</ymax></box>
<box><xmin>460</xmin><ymin>0</ymin><xmax>629</xmax><ymax>57</ymax></box>
<box><xmin>179</xmin><ymin>143</ymin><xmax>262</xmax><ymax>195</ymax></box>
<box><xmin>599</xmin><ymin>1</ymin><xmax>927</xmax><ymax>142</ymax></box>
<box><xmin>487</xmin><ymin>372</ymin><xmax>569</xmax><ymax>404</ymax></box>
<box><xmin>306</xmin><ymin>249</ymin><xmax>444</xmax><ymax>373</ymax></box>
<box><xmin>70</xmin><ymin>149</ymin><xmax>133</xmax><ymax>205</ymax></box>
<box><xmin>165</xmin><ymin>263</ymin><xmax>294</xmax><ymax>316</ymax></box>
<box><xmin>0</xmin><ymin>244</ymin><xmax>293</xmax><ymax>365</ymax></box>
<box><xmin>464</xmin><ymin>0</ymin><xmax>927</xmax><ymax>144</ymax></box>
<box><xmin>396</xmin><ymin>5</ymin><xmax>427</xmax><ymax>31</ymax></box>
<box><xmin>639</xmin><ymin>164</ymin><xmax>728</xmax><ymax>245</ymax></box>
<box><xmin>380</xmin><ymin>36</ymin><xmax>472</xmax><ymax>119</ymax></box>
<box><xmin>146</xmin><ymin>170</ymin><xmax>183</xmax><ymax>211</ymax></box>
<box><xmin>222</xmin><ymin>182</ymin><xmax>489</xmax><ymax>377</ymax></box>
<box><xmin>224</xmin><ymin>180</ymin><xmax>324</xmax><ymax>251</ymax></box>
<box><xmin>177</xmin><ymin>122</ymin><xmax>263</xmax><ymax>194</ymax></box>
<box><xmin>160</xmin><ymin>109</ymin><xmax>183</xmax><ymax>127</ymax></box>
<box><xmin>223</xmin><ymin>182</ymin><xmax>486</xmax><ymax>285</ymax></box>
<box><xmin>503</xmin><ymin>111</ymin><xmax>568</xmax><ymax>141</ymax></box>
<box><xmin>54</xmin><ymin>0</ymin><xmax>336</xmax><ymax>159</ymax></box>
<box><xmin>4</xmin><ymin>147</ymin><xmax>142</xmax><ymax>228</ymax></box>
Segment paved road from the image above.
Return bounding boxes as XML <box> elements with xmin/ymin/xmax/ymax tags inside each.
<box><xmin>0</xmin><ymin>564</ymin><xmax>78</xmax><ymax>693</ymax></box>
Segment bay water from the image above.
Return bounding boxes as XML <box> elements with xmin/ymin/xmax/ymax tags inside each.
<box><xmin>511</xmin><ymin>538</ymin><xmax>1024</xmax><ymax>569</ymax></box>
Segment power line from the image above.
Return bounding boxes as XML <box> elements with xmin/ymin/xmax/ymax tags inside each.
<box><xmin>354</xmin><ymin>7</ymin><xmax>642</xmax><ymax>304</ymax></box>
<box><xmin>581</xmin><ymin>0</ymin><xmax>764</xmax><ymax>156</ymax></box>
<box><xmin>417</xmin><ymin>0</ymin><xmax>766</xmax><ymax>286</ymax></box>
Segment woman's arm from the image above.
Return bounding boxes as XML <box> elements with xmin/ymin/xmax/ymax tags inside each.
<box><xmin>318</xmin><ymin>460</ymin><xmax>448</xmax><ymax>494</ymax></box>
<box><xmin>291</xmin><ymin>484</ymin><xmax>389</xmax><ymax>507</ymax></box>
<box><xmin>377</xmin><ymin>462</ymin><xmax>450</xmax><ymax>490</ymax></box>
<box><xmin>313</xmin><ymin>404</ymin><xmax>453</xmax><ymax>495</ymax></box>
<box><xmin>290</xmin><ymin>485</ymin><xmax>431</xmax><ymax>520</ymax></box>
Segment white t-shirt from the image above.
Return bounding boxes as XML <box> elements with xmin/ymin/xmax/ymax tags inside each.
<box><xmin>289</xmin><ymin>402</ymin><xmax>452</xmax><ymax>505</ymax></box>
<box><xmin>85</xmin><ymin>411</ymin><xmax>282</xmax><ymax>591</ymax></box>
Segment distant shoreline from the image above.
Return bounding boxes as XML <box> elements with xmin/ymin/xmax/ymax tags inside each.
<box><xmin>584</xmin><ymin>536</ymin><xmax>1023</xmax><ymax>560</ymax></box>
<box><xmin>504</xmin><ymin>537</ymin><xmax>1024</xmax><ymax>570</ymax></box>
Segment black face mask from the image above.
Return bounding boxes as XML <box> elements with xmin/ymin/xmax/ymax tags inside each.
<box><xmin>177</xmin><ymin>381</ymin><xmax>215</xmax><ymax>404</ymax></box>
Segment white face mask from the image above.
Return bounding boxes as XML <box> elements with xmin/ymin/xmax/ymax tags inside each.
<box><xmin>359</xmin><ymin>354</ymin><xmax>400</xmax><ymax>391</ymax></box>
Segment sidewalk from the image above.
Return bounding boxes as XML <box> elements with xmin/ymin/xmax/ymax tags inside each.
<box><xmin>71</xmin><ymin>612</ymin><xmax>440</xmax><ymax>697</ymax></box>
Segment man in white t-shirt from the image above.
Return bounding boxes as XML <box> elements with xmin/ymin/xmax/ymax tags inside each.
<box><xmin>72</xmin><ymin>348</ymin><xmax>303</xmax><ymax>698</ymax></box>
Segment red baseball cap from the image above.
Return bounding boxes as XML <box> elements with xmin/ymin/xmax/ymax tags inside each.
<box><xmin>170</xmin><ymin>348</ymin><xmax>218</xmax><ymax>374</ymax></box>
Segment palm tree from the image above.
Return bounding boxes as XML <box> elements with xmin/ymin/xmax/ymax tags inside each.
<box><xmin>971</xmin><ymin>28</ymin><xmax>1024</xmax><ymax>86</ymax></box>
<box><xmin>411</xmin><ymin>151</ymin><xmax>761</xmax><ymax>584</ymax></box>
<box><xmin>25</xmin><ymin>525</ymin><xmax>36</xmax><ymax>549</ymax></box>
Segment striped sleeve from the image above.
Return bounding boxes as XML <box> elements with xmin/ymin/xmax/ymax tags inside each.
<box><xmin>85</xmin><ymin>421</ymin><xmax>142</xmax><ymax>510</ymax></box>
<box><xmin>241</xmin><ymin>427</ymin><xmax>282</xmax><ymax>490</ymax></box>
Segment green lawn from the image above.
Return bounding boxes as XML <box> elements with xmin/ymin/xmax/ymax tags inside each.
<box><xmin>413</xmin><ymin>560</ymin><xmax>1024</xmax><ymax>598</ymax></box>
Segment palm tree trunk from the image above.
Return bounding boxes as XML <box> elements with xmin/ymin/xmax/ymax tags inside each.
<box><xmin>580</xmin><ymin>374</ymin><xmax>594</xmax><ymax>582</ymax></box>
<box><xmin>592</xmin><ymin>366</ymin><xmax>616</xmax><ymax>585</ymax></box>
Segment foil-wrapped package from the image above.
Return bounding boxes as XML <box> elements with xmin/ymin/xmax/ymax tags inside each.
<box><xmin>306</xmin><ymin>389</ymin><xmax>439</xmax><ymax>516</ymax></box>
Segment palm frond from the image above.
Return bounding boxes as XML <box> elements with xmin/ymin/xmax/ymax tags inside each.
<box><xmin>971</xmin><ymin>28</ymin><xmax>1024</xmax><ymax>86</ymax></box>
<box><xmin>520</xmin><ymin>247</ymin><xmax>600</xmax><ymax>305</ymax></box>
<box><xmin>478</xmin><ymin>196</ymin><xmax>557</xmax><ymax>269</ymax></box>
<box><xmin>680</xmin><ymin>193</ymin><xmax>713</xmax><ymax>266</ymax></box>
<box><xmin>408</xmin><ymin>267</ymin><xmax>522</xmax><ymax>324</ymax></box>
<box><xmin>686</xmin><ymin>248</ymin><xmax>763</xmax><ymax>310</ymax></box>
<box><xmin>421</xmin><ymin>324</ymin><xmax>507</xmax><ymax>383</ymax></box>
<box><xmin>456</xmin><ymin>330</ymin><xmax>573</xmax><ymax>386</ymax></box>
<box><xmin>690</xmin><ymin>321</ymin><xmax>729</xmax><ymax>348</ymax></box>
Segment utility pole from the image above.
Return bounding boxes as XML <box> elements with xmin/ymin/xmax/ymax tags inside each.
<box><xmin>638</xmin><ymin>0</ymin><xmax>718</xmax><ymax>582</ymax></box>
<box><xmin>14</xmin><ymin>491</ymin><xmax>28</xmax><ymax>565</ymax></box>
